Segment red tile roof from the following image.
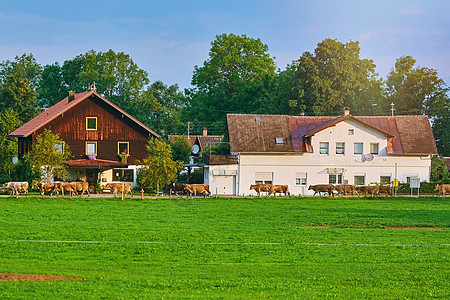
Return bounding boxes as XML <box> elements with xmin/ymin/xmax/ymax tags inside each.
<box><xmin>228</xmin><ymin>114</ymin><xmax>438</xmax><ymax>155</ymax></box>
<box><xmin>9</xmin><ymin>90</ymin><xmax>159</xmax><ymax>138</ymax></box>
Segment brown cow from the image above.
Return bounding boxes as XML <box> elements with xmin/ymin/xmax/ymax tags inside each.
<box><xmin>333</xmin><ymin>184</ymin><xmax>359</xmax><ymax>196</ymax></box>
<box><xmin>53</xmin><ymin>182</ymin><xmax>75</xmax><ymax>196</ymax></box>
<box><xmin>267</xmin><ymin>185</ymin><xmax>290</xmax><ymax>197</ymax></box>
<box><xmin>184</xmin><ymin>184</ymin><xmax>210</xmax><ymax>198</ymax></box>
<box><xmin>356</xmin><ymin>185</ymin><xmax>379</xmax><ymax>196</ymax></box>
<box><xmin>249</xmin><ymin>184</ymin><xmax>271</xmax><ymax>197</ymax></box>
<box><xmin>103</xmin><ymin>183</ymin><xmax>133</xmax><ymax>197</ymax></box>
<box><xmin>377</xmin><ymin>184</ymin><xmax>392</xmax><ymax>196</ymax></box>
<box><xmin>308</xmin><ymin>184</ymin><xmax>333</xmax><ymax>196</ymax></box>
<box><xmin>34</xmin><ymin>182</ymin><xmax>58</xmax><ymax>196</ymax></box>
<box><xmin>164</xmin><ymin>183</ymin><xmax>187</xmax><ymax>196</ymax></box>
<box><xmin>69</xmin><ymin>181</ymin><xmax>90</xmax><ymax>197</ymax></box>
<box><xmin>435</xmin><ymin>184</ymin><xmax>450</xmax><ymax>196</ymax></box>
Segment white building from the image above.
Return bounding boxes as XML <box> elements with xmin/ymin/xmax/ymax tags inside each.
<box><xmin>206</xmin><ymin>111</ymin><xmax>437</xmax><ymax>196</ymax></box>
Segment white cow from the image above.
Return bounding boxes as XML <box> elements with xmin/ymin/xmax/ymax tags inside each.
<box><xmin>4</xmin><ymin>181</ymin><xmax>29</xmax><ymax>196</ymax></box>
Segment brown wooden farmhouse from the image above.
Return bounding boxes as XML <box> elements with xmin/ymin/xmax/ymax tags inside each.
<box><xmin>8</xmin><ymin>89</ymin><xmax>159</xmax><ymax>187</ymax></box>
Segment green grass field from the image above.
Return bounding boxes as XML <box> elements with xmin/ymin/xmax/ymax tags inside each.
<box><xmin>0</xmin><ymin>196</ymin><xmax>448</xmax><ymax>299</ymax></box>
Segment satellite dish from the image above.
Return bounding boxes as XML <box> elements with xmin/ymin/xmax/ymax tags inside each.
<box><xmin>191</xmin><ymin>144</ymin><xmax>200</xmax><ymax>155</ymax></box>
<box><xmin>361</xmin><ymin>154</ymin><xmax>374</xmax><ymax>162</ymax></box>
<box><xmin>12</xmin><ymin>156</ymin><xmax>18</xmax><ymax>164</ymax></box>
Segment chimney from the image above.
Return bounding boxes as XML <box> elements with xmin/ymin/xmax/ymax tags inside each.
<box><xmin>68</xmin><ymin>91</ymin><xmax>75</xmax><ymax>102</ymax></box>
<box><xmin>203</xmin><ymin>128</ymin><xmax>208</xmax><ymax>136</ymax></box>
<box><xmin>343</xmin><ymin>107</ymin><xmax>350</xmax><ymax>116</ymax></box>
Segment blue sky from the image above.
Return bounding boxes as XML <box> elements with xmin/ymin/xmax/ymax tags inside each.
<box><xmin>1</xmin><ymin>0</ymin><xmax>449</xmax><ymax>89</ymax></box>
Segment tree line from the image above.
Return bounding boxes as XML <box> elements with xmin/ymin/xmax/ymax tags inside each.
<box><xmin>0</xmin><ymin>34</ymin><xmax>448</xmax><ymax>183</ymax></box>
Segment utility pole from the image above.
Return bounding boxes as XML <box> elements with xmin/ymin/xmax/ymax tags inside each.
<box><xmin>390</xmin><ymin>102</ymin><xmax>395</xmax><ymax>116</ymax></box>
<box><xmin>187</xmin><ymin>121</ymin><xmax>190</xmax><ymax>139</ymax></box>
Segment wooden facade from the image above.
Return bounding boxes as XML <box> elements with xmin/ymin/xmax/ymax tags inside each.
<box><xmin>10</xmin><ymin>90</ymin><xmax>159</xmax><ymax>172</ymax></box>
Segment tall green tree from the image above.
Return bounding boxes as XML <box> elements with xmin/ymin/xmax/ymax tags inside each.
<box><xmin>24</xmin><ymin>129</ymin><xmax>71</xmax><ymax>183</ymax></box>
<box><xmin>386</xmin><ymin>56</ymin><xmax>449</xmax><ymax>156</ymax></box>
<box><xmin>0</xmin><ymin>54</ymin><xmax>42</xmax><ymax>123</ymax></box>
<box><xmin>0</xmin><ymin>109</ymin><xmax>21</xmax><ymax>182</ymax></box>
<box><xmin>293</xmin><ymin>39</ymin><xmax>382</xmax><ymax>115</ymax></box>
<box><xmin>169</xmin><ymin>136</ymin><xmax>192</xmax><ymax>164</ymax></box>
<box><xmin>386</xmin><ymin>56</ymin><xmax>448</xmax><ymax>115</ymax></box>
<box><xmin>38</xmin><ymin>62</ymin><xmax>67</xmax><ymax>107</ymax></box>
<box><xmin>60</xmin><ymin>50</ymin><xmax>149</xmax><ymax>109</ymax></box>
<box><xmin>138</xmin><ymin>81</ymin><xmax>186</xmax><ymax>138</ymax></box>
<box><xmin>185</xmin><ymin>33</ymin><xmax>276</xmax><ymax>131</ymax></box>
<box><xmin>137</xmin><ymin>138</ymin><xmax>183</xmax><ymax>195</ymax></box>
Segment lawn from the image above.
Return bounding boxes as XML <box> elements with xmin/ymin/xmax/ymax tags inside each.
<box><xmin>0</xmin><ymin>196</ymin><xmax>448</xmax><ymax>299</ymax></box>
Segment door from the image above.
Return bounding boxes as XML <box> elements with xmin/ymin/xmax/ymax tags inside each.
<box><xmin>86</xmin><ymin>169</ymin><xmax>98</xmax><ymax>186</ymax></box>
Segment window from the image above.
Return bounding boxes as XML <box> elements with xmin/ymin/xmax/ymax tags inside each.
<box><xmin>329</xmin><ymin>174</ymin><xmax>343</xmax><ymax>184</ymax></box>
<box><xmin>112</xmin><ymin>169</ymin><xmax>134</xmax><ymax>182</ymax></box>
<box><xmin>255</xmin><ymin>172</ymin><xmax>272</xmax><ymax>184</ymax></box>
<box><xmin>55</xmin><ymin>143</ymin><xmax>64</xmax><ymax>153</ymax></box>
<box><xmin>348</xmin><ymin>129</ymin><xmax>354</xmax><ymax>135</ymax></box>
<box><xmin>380</xmin><ymin>176</ymin><xmax>391</xmax><ymax>184</ymax></box>
<box><xmin>295</xmin><ymin>172</ymin><xmax>307</xmax><ymax>186</ymax></box>
<box><xmin>370</xmin><ymin>143</ymin><xmax>379</xmax><ymax>155</ymax></box>
<box><xmin>354</xmin><ymin>143</ymin><xmax>363</xmax><ymax>155</ymax></box>
<box><xmin>118</xmin><ymin>142</ymin><xmax>129</xmax><ymax>155</ymax></box>
<box><xmin>275</xmin><ymin>137</ymin><xmax>284</xmax><ymax>144</ymax></box>
<box><xmin>354</xmin><ymin>175</ymin><xmax>365</xmax><ymax>185</ymax></box>
<box><xmin>319</xmin><ymin>142</ymin><xmax>329</xmax><ymax>154</ymax></box>
<box><xmin>86</xmin><ymin>117</ymin><xmax>97</xmax><ymax>131</ymax></box>
<box><xmin>336</xmin><ymin>142</ymin><xmax>345</xmax><ymax>154</ymax></box>
<box><xmin>86</xmin><ymin>142</ymin><xmax>97</xmax><ymax>156</ymax></box>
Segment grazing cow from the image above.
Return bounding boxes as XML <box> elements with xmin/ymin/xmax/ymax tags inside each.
<box><xmin>69</xmin><ymin>181</ymin><xmax>90</xmax><ymax>197</ymax></box>
<box><xmin>103</xmin><ymin>183</ymin><xmax>133</xmax><ymax>197</ymax></box>
<box><xmin>332</xmin><ymin>184</ymin><xmax>359</xmax><ymax>196</ymax></box>
<box><xmin>377</xmin><ymin>184</ymin><xmax>392</xmax><ymax>196</ymax></box>
<box><xmin>34</xmin><ymin>182</ymin><xmax>58</xmax><ymax>196</ymax></box>
<box><xmin>267</xmin><ymin>185</ymin><xmax>290</xmax><ymax>197</ymax></box>
<box><xmin>4</xmin><ymin>181</ymin><xmax>29</xmax><ymax>196</ymax></box>
<box><xmin>249</xmin><ymin>184</ymin><xmax>271</xmax><ymax>197</ymax></box>
<box><xmin>435</xmin><ymin>184</ymin><xmax>450</xmax><ymax>196</ymax></box>
<box><xmin>356</xmin><ymin>185</ymin><xmax>379</xmax><ymax>196</ymax></box>
<box><xmin>184</xmin><ymin>184</ymin><xmax>210</xmax><ymax>198</ymax></box>
<box><xmin>164</xmin><ymin>183</ymin><xmax>187</xmax><ymax>196</ymax></box>
<box><xmin>308</xmin><ymin>184</ymin><xmax>333</xmax><ymax>197</ymax></box>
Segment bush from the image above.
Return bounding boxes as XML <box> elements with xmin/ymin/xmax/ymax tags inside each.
<box><xmin>396</xmin><ymin>181</ymin><xmax>440</xmax><ymax>194</ymax></box>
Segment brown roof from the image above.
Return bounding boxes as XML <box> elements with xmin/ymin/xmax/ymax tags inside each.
<box><xmin>65</xmin><ymin>159</ymin><xmax>128</xmax><ymax>168</ymax></box>
<box><xmin>9</xmin><ymin>90</ymin><xmax>159</xmax><ymax>138</ymax></box>
<box><xmin>227</xmin><ymin>114</ymin><xmax>293</xmax><ymax>153</ymax></box>
<box><xmin>204</xmin><ymin>154</ymin><xmax>238</xmax><ymax>165</ymax></box>
<box><xmin>227</xmin><ymin>114</ymin><xmax>437</xmax><ymax>155</ymax></box>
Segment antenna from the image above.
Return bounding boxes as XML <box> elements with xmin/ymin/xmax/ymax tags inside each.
<box><xmin>390</xmin><ymin>102</ymin><xmax>395</xmax><ymax>116</ymax></box>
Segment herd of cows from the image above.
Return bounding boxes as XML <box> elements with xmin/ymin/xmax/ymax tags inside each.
<box><xmin>1</xmin><ymin>181</ymin><xmax>449</xmax><ymax>197</ymax></box>
<box><xmin>1</xmin><ymin>181</ymin><xmax>133</xmax><ymax>197</ymax></box>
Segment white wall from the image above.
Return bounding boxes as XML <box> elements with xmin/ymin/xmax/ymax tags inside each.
<box><xmin>204</xmin><ymin>165</ymin><xmax>238</xmax><ymax>196</ymax></box>
<box><xmin>235</xmin><ymin>119</ymin><xmax>431</xmax><ymax>196</ymax></box>
<box><xmin>99</xmin><ymin>165</ymin><xmax>140</xmax><ymax>189</ymax></box>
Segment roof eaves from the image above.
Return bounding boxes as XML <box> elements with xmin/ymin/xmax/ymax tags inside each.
<box><xmin>9</xmin><ymin>91</ymin><xmax>94</xmax><ymax>138</ymax></box>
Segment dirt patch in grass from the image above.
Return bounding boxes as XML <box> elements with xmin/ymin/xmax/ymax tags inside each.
<box><xmin>0</xmin><ymin>273</ymin><xmax>83</xmax><ymax>282</ymax></box>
